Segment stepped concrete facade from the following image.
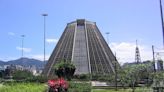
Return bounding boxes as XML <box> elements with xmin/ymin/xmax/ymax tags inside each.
<box><xmin>43</xmin><ymin>19</ymin><xmax>119</xmax><ymax>77</ymax></box>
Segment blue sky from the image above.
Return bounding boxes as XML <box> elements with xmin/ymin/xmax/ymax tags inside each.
<box><xmin>0</xmin><ymin>0</ymin><xmax>163</xmax><ymax>63</ymax></box>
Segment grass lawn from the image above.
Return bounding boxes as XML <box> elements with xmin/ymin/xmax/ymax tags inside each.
<box><xmin>0</xmin><ymin>81</ymin><xmax>154</xmax><ymax>92</ymax></box>
<box><xmin>0</xmin><ymin>81</ymin><xmax>91</xmax><ymax>92</ymax></box>
<box><xmin>0</xmin><ymin>82</ymin><xmax>47</xmax><ymax>92</ymax></box>
<box><xmin>92</xmin><ymin>87</ymin><xmax>153</xmax><ymax>92</ymax></box>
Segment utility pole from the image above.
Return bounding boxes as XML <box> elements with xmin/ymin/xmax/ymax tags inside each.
<box><xmin>152</xmin><ymin>45</ymin><xmax>156</xmax><ymax>72</ymax></box>
<box><xmin>42</xmin><ymin>13</ymin><xmax>48</xmax><ymax>62</ymax></box>
<box><xmin>159</xmin><ymin>0</ymin><xmax>164</xmax><ymax>47</ymax></box>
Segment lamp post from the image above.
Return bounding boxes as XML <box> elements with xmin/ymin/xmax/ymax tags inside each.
<box><xmin>151</xmin><ymin>45</ymin><xmax>164</xmax><ymax>91</ymax></box>
<box><xmin>42</xmin><ymin>13</ymin><xmax>48</xmax><ymax>62</ymax></box>
<box><xmin>21</xmin><ymin>35</ymin><xmax>25</xmax><ymax>58</ymax></box>
<box><xmin>152</xmin><ymin>45</ymin><xmax>156</xmax><ymax>72</ymax></box>
<box><xmin>159</xmin><ymin>0</ymin><xmax>164</xmax><ymax>47</ymax></box>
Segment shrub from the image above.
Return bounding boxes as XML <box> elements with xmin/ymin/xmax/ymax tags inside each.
<box><xmin>68</xmin><ymin>81</ymin><xmax>91</xmax><ymax>92</ymax></box>
<box><xmin>73</xmin><ymin>74</ymin><xmax>91</xmax><ymax>81</ymax></box>
<box><xmin>91</xmin><ymin>74</ymin><xmax>114</xmax><ymax>81</ymax></box>
<box><xmin>54</xmin><ymin>60</ymin><xmax>76</xmax><ymax>80</ymax></box>
<box><xmin>12</xmin><ymin>70</ymin><xmax>33</xmax><ymax>80</ymax></box>
<box><xmin>26</xmin><ymin>75</ymin><xmax>48</xmax><ymax>83</ymax></box>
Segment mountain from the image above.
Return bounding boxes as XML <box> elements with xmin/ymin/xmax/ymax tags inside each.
<box><xmin>0</xmin><ymin>58</ymin><xmax>45</xmax><ymax>69</ymax></box>
<box><xmin>0</xmin><ymin>60</ymin><xmax>5</xmax><ymax>66</ymax></box>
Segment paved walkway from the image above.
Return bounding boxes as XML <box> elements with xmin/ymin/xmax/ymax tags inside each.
<box><xmin>92</xmin><ymin>81</ymin><xmax>109</xmax><ymax>86</ymax></box>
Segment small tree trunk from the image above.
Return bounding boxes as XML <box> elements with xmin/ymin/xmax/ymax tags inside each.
<box><xmin>132</xmin><ymin>81</ymin><xmax>135</xmax><ymax>92</ymax></box>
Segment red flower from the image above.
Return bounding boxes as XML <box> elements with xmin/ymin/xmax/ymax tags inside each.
<box><xmin>48</xmin><ymin>80</ymin><xmax>56</xmax><ymax>87</ymax></box>
<box><xmin>48</xmin><ymin>78</ymin><xmax>69</xmax><ymax>89</ymax></box>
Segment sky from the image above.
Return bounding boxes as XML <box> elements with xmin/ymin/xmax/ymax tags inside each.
<box><xmin>0</xmin><ymin>0</ymin><xmax>164</xmax><ymax>64</ymax></box>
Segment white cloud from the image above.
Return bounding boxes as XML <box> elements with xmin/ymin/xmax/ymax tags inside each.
<box><xmin>16</xmin><ymin>47</ymin><xmax>32</xmax><ymax>53</ymax></box>
<box><xmin>30</xmin><ymin>54</ymin><xmax>50</xmax><ymax>61</ymax></box>
<box><xmin>8</xmin><ymin>32</ymin><xmax>15</xmax><ymax>36</ymax></box>
<box><xmin>0</xmin><ymin>57</ymin><xmax>18</xmax><ymax>62</ymax></box>
<box><xmin>46</xmin><ymin>38</ymin><xmax>58</xmax><ymax>44</ymax></box>
<box><xmin>109</xmin><ymin>42</ymin><xmax>152</xmax><ymax>64</ymax></box>
<box><xmin>28</xmin><ymin>42</ymin><xmax>155</xmax><ymax>64</ymax></box>
<box><xmin>0</xmin><ymin>54</ymin><xmax>50</xmax><ymax>61</ymax></box>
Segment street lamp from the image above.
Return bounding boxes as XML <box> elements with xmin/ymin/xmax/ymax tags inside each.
<box><xmin>159</xmin><ymin>0</ymin><xmax>164</xmax><ymax>47</ymax></box>
<box><xmin>21</xmin><ymin>35</ymin><xmax>25</xmax><ymax>58</ymax></box>
<box><xmin>42</xmin><ymin>13</ymin><xmax>48</xmax><ymax>62</ymax></box>
<box><xmin>152</xmin><ymin>45</ymin><xmax>156</xmax><ymax>72</ymax></box>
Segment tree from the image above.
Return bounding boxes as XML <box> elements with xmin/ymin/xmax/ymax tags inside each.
<box><xmin>54</xmin><ymin>60</ymin><xmax>76</xmax><ymax>80</ymax></box>
<box><xmin>118</xmin><ymin>68</ymin><xmax>130</xmax><ymax>89</ymax></box>
<box><xmin>119</xmin><ymin>62</ymin><xmax>153</xmax><ymax>92</ymax></box>
<box><xmin>152</xmin><ymin>71</ymin><xmax>164</xmax><ymax>86</ymax></box>
<box><xmin>12</xmin><ymin>70</ymin><xmax>34</xmax><ymax>80</ymax></box>
<box><xmin>0</xmin><ymin>70</ymin><xmax>5</xmax><ymax>78</ymax></box>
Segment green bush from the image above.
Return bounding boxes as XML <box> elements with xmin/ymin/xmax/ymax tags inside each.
<box><xmin>68</xmin><ymin>81</ymin><xmax>91</xmax><ymax>92</ymax></box>
<box><xmin>73</xmin><ymin>74</ymin><xmax>91</xmax><ymax>81</ymax></box>
<box><xmin>26</xmin><ymin>75</ymin><xmax>48</xmax><ymax>83</ymax></box>
<box><xmin>13</xmin><ymin>70</ymin><xmax>33</xmax><ymax>80</ymax></box>
<box><xmin>12</xmin><ymin>70</ymin><xmax>49</xmax><ymax>83</ymax></box>
<box><xmin>91</xmin><ymin>74</ymin><xmax>114</xmax><ymax>81</ymax></box>
<box><xmin>54</xmin><ymin>60</ymin><xmax>76</xmax><ymax>80</ymax></box>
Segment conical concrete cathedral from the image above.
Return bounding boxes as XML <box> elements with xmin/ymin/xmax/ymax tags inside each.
<box><xmin>43</xmin><ymin>19</ymin><xmax>118</xmax><ymax>77</ymax></box>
